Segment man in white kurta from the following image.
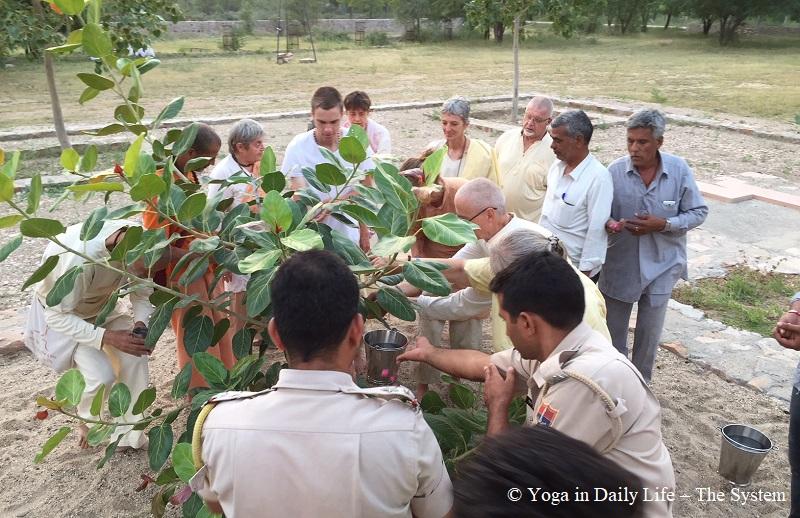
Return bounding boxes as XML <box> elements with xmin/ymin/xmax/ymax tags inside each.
<box><xmin>495</xmin><ymin>96</ymin><xmax>557</xmax><ymax>223</ymax></box>
<box><xmin>24</xmin><ymin>220</ymin><xmax>157</xmax><ymax>449</ymax></box>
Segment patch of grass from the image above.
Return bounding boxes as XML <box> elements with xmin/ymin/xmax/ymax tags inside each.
<box><xmin>0</xmin><ymin>30</ymin><xmax>798</xmax><ymax>130</ymax></box>
<box><xmin>673</xmin><ymin>266</ymin><xmax>800</xmax><ymax>336</ymax></box>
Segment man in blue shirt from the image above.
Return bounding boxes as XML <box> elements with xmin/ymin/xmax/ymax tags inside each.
<box><xmin>599</xmin><ymin>109</ymin><xmax>708</xmax><ymax>382</ymax></box>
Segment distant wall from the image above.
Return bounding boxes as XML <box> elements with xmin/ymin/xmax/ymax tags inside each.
<box><xmin>168</xmin><ymin>19</ymin><xmax>412</xmax><ymax>37</ymax></box>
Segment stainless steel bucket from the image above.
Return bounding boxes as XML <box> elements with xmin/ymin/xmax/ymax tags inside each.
<box><xmin>718</xmin><ymin>424</ymin><xmax>775</xmax><ymax>486</ymax></box>
<box><xmin>364</xmin><ymin>329</ymin><xmax>408</xmax><ymax>386</ymax></box>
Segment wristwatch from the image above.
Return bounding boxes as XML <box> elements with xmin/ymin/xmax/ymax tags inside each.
<box><xmin>662</xmin><ymin>218</ymin><xmax>672</xmax><ymax>232</ymax></box>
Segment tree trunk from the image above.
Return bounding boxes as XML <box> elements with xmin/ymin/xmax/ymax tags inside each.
<box><xmin>718</xmin><ymin>15</ymin><xmax>728</xmax><ymax>45</ymax></box>
<box><xmin>702</xmin><ymin>17</ymin><xmax>713</xmax><ymax>35</ymax></box>
<box><xmin>493</xmin><ymin>22</ymin><xmax>504</xmax><ymax>43</ymax></box>
<box><xmin>483</xmin><ymin>28</ymin><xmax>490</xmax><ymax>40</ymax></box>
<box><xmin>511</xmin><ymin>15</ymin><xmax>520</xmax><ymax>124</ymax></box>
<box><xmin>719</xmin><ymin>16</ymin><xmax>743</xmax><ymax>46</ymax></box>
<box><xmin>664</xmin><ymin>12</ymin><xmax>671</xmax><ymax>29</ymax></box>
<box><xmin>31</xmin><ymin>0</ymin><xmax>71</xmax><ymax>150</ymax></box>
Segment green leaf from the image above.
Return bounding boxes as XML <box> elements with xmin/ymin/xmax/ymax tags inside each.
<box><xmin>178</xmin><ymin>192</ymin><xmax>206</xmax><ymax>223</ymax></box>
<box><xmin>373</xmin><ymin>164</ymin><xmax>413</xmax><ymax>212</ymax></box>
<box><xmin>148</xmin><ymin>424</ymin><xmax>174</xmax><ymax>472</ymax></box>
<box><xmin>260</xmin><ymin>191</ymin><xmax>293</xmax><ymax>233</ymax></box>
<box><xmin>302</xmin><ymin>166</ymin><xmax>328</xmax><ymax>192</ymax></box>
<box><xmin>34</xmin><ymin>427</ymin><xmax>71</xmax><ymax>463</ymax></box>
<box><xmin>124</xmin><ymin>133</ymin><xmax>146</xmax><ymax>178</ymax></box>
<box><xmin>232</xmin><ymin>328</ymin><xmax>255</xmax><ymax>360</ymax></box>
<box><xmin>1</xmin><ymin>149</ymin><xmax>20</xmax><ymax>178</ymax></box>
<box><xmin>172</xmin><ymin>123</ymin><xmax>200</xmax><ymax>158</ymax></box>
<box><xmin>171</xmin><ymin>363</ymin><xmax>193</xmax><ymax>400</ymax></box>
<box><xmin>22</xmin><ymin>255</ymin><xmax>59</xmax><ymax>290</ymax></box>
<box><xmin>90</xmin><ymin>384</ymin><xmax>105</xmax><ymax>417</ymax></box>
<box><xmin>93</xmin><ymin>291</ymin><xmax>119</xmax><ymax>328</ymax></box>
<box><xmin>26</xmin><ymin>174</ymin><xmax>42</xmax><ymax>214</ymax></box>
<box><xmin>424</xmin><ymin>413</ymin><xmax>467</xmax><ymax>455</ymax></box>
<box><xmin>346</xmin><ymin>123</ymin><xmax>370</xmax><ymax>151</ymax></box>
<box><xmin>281</xmin><ymin>228</ymin><xmax>323</xmax><ymax>252</ymax></box>
<box><xmin>184</xmin><ymin>315</ymin><xmax>214</xmax><ymax>356</ymax></box>
<box><xmin>78</xmin><ymin>87</ymin><xmax>100</xmax><ymax>105</ymax></box>
<box><xmin>55</xmin><ymin>369</ymin><xmax>86</xmax><ymax>407</ymax></box>
<box><xmin>238</xmin><ymin>249</ymin><xmax>281</xmax><ymax>274</ymax></box>
<box><xmin>0</xmin><ymin>215</ymin><xmax>23</xmax><ymax>229</ymax></box>
<box><xmin>67</xmin><ymin>182</ymin><xmax>124</xmax><ymax>194</ymax></box>
<box><xmin>441</xmin><ymin>407</ymin><xmax>486</xmax><ymax>436</ymax></box>
<box><xmin>97</xmin><ymin>436</ymin><xmax>122</xmax><ymax>469</ymax></box>
<box><xmin>421</xmin><ymin>213</ymin><xmax>479</xmax><ymax>246</ymax></box>
<box><xmin>265</xmin><ymin>361</ymin><xmax>283</xmax><ymax>389</ymax></box>
<box><xmin>78</xmin><ymin>145</ymin><xmax>98</xmax><ymax>173</ymax></box>
<box><xmin>152</xmin><ymin>97</ymin><xmax>184</xmax><ymax>129</ymax></box>
<box><xmin>47</xmin><ymin>43</ymin><xmax>82</xmax><ymax>55</ymax></box>
<box><xmin>80</xmin><ymin>206</ymin><xmax>108</xmax><ymax>241</ymax></box>
<box><xmin>137</xmin><ymin>58</ymin><xmax>160</xmax><ymax>75</ymax></box>
<box><xmin>130</xmin><ymin>174</ymin><xmax>166</xmax><ymax>202</ymax></box>
<box><xmin>82</xmin><ymin>23</ymin><xmax>112</xmax><ymax>58</ymax></box>
<box><xmin>184</xmin><ymin>157</ymin><xmax>211</xmax><ymax>173</ymax></box>
<box><xmin>0</xmin><ymin>234</ymin><xmax>22</xmax><ymax>263</ymax></box>
<box><xmin>246</xmin><ymin>269</ymin><xmax>273</xmax><ymax>317</ymax></box>
<box><xmin>107</xmin><ymin>383</ymin><xmax>132</xmax><ymax>418</ymax></box>
<box><xmin>371</xmin><ymin>235</ymin><xmax>416</xmax><ymax>258</ymax></box>
<box><xmin>0</xmin><ymin>175</ymin><xmax>12</xmax><ymax>203</ymax></box>
<box><xmin>85</xmin><ymin>123</ymin><xmax>125</xmax><ymax>136</ymax></box>
<box><xmin>422</xmin><ymin>147</ymin><xmax>447</xmax><ymax>186</ymax></box>
<box><xmin>316</xmin><ymin>163</ymin><xmax>347</xmax><ymax>186</ymax></box>
<box><xmin>420</xmin><ymin>391</ymin><xmax>446</xmax><ymax>414</ymax></box>
<box><xmin>339</xmin><ymin>135</ymin><xmax>367</xmax><ymax>165</ymax></box>
<box><xmin>189</xmin><ymin>236</ymin><xmax>220</xmax><ymax>254</ymax></box>
<box><xmin>260</xmin><ymin>146</ymin><xmax>277</xmax><ymax>174</ymax></box>
<box><xmin>146</xmin><ymin>297</ymin><xmax>178</xmax><ymax>349</ymax></box>
<box><xmin>340</xmin><ymin>204</ymin><xmax>382</xmax><ymax>228</ymax></box>
<box><xmin>377</xmin><ymin>287</ymin><xmax>416</xmax><ymax>321</ymax></box>
<box><xmin>448</xmin><ymin>383</ymin><xmax>477</xmax><ymax>410</ymax></box>
<box><xmin>210</xmin><ymin>319</ymin><xmax>230</xmax><ymax>348</ymax></box>
<box><xmin>114</xmin><ymin>103</ymin><xmax>145</xmax><ymax>125</ymax></box>
<box><xmin>259</xmin><ymin>171</ymin><xmax>284</xmax><ymax>194</ymax></box>
<box><xmin>132</xmin><ymin>387</ymin><xmax>157</xmax><ymax>415</ymax></box>
<box><xmin>77</xmin><ymin>73</ymin><xmax>114</xmax><ymax>91</ymax></box>
<box><xmin>53</xmin><ymin>0</ymin><xmax>85</xmax><ymax>15</ymax></box>
<box><xmin>60</xmin><ymin>148</ymin><xmax>80</xmax><ymax>171</ymax></box>
<box><xmin>86</xmin><ymin>423</ymin><xmax>114</xmax><ymax>447</ymax></box>
<box><xmin>192</xmin><ymin>352</ymin><xmax>228</xmax><ymax>389</ymax></box>
<box><xmin>110</xmin><ymin>225</ymin><xmax>142</xmax><ymax>262</ymax></box>
<box><xmin>403</xmin><ymin>261</ymin><xmax>451</xmax><ymax>296</ymax></box>
<box><xmin>45</xmin><ymin>266</ymin><xmax>83</xmax><ymax>307</ymax></box>
<box><xmin>172</xmin><ymin>443</ymin><xmax>196</xmax><ymax>483</ymax></box>
<box><xmin>178</xmin><ymin>256</ymin><xmax>210</xmax><ymax>287</ymax></box>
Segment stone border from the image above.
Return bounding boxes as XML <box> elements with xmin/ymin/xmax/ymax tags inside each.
<box><xmin>3</xmin><ymin>93</ymin><xmax>798</xmax><ymax>144</ymax></box>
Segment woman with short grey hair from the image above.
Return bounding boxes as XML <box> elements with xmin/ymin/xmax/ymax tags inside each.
<box><xmin>426</xmin><ymin>96</ymin><xmax>498</xmax><ymax>183</ymax></box>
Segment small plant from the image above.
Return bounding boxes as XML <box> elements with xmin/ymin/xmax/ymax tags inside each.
<box><xmin>221</xmin><ymin>27</ymin><xmax>246</xmax><ymax>52</ymax></box>
<box><xmin>366</xmin><ymin>31</ymin><xmax>390</xmax><ymax>46</ymax></box>
<box><xmin>650</xmin><ymin>87</ymin><xmax>668</xmax><ymax>104</ymax></box>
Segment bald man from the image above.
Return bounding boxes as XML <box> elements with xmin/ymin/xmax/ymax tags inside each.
<box><xmin>495</xmin><ymin>96</ymin><xmax>557</xmax><ymax>223</ymax></box>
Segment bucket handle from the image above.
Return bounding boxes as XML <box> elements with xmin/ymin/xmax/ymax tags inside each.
<box><xmin>716</xmin><ymin>426</ymin><xmax>779</xmax><ymax>451</ymax></box>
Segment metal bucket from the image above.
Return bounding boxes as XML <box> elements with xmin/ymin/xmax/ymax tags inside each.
<box><xmin>718</xmin><ymin>424</ymin><xmax>775</xmax><ymax>486</ymax></box>
<box><xmin>364</xmin><ymin>329</ymin><xmax>408</xmax><ymax>386</ymax></box>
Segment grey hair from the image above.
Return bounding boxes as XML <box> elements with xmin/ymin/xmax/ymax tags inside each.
<box><xmin>527</xmin><ymin>96</ymin><xmax>554</xmax><ymax>117</ymax></box>
<box><xmin>442</xmin><ymin>96</ymin><xmax>471</xmax><ymax>123</ymax></box>
<box><xmin>456</xmin><ymin>178</ymin><xmax>506</xmax><ymax>213</ymax></box>
<box><xmin>626</xmin><ymin>108</ymin><xmax>666</xmax><ymax>139</ymax></box>
<box><xmin>550</xmin><ymin>109</ymin><xmax>593</xmax><ymax>144</ymax></box>
<box><xmin>489</xmin><ymin>228</ymin><xmax>568</xmax><ymax>274</ymax></box>
<box><xmin>228</xmin><ymin>118</ymin><xmax>265</xmax><ymax>155</ymax></box>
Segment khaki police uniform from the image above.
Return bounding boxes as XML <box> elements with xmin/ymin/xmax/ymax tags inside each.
<box><xmin>192</xmin><ymin>369</ymin><xmax>453</xmax><ymax>518</ymax></box>
<box><xmin>491</xmin><ymin>322</ymin><xmax>675</xmax><ymax>518</ymax></box>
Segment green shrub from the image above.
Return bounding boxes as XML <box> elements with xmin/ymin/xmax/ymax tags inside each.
<box><xmin>365</xmin><ymin>31</ymin><xmax>390</xmax><ymax>46</ymax></box>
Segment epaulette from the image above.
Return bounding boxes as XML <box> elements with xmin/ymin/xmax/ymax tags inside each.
<box><xmin>206</xmin><ymin>388</ymin><xmax>275</xmax><ymax>404</ymax></box>
<box><xmin>340</xmin><ymin>384</ymin><xmax>420</xmax><ymax>410</ymax></box>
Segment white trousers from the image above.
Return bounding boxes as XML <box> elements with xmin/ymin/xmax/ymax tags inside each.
<box><xmin>72</xmin><ymin>316</ymin><xmax>149</xmax><ymax>449</ymax></box>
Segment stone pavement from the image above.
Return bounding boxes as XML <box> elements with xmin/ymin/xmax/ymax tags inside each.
<box><xmin>654</xmin><ymin>198</ymin><xmax>800</xmax><ymax>408</ymax></box>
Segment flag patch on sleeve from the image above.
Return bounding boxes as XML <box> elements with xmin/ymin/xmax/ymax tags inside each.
<box><xmin>536</xmin><ymin>403</ymin><xmax>559</xmax><ymax>427</ymax></box>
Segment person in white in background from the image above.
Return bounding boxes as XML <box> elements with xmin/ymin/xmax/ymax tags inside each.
<box><xmin>24</xmin><ymin>220</ymin><xmax>171</xmax><ymax>450</ymax></box>
<box><xmin>539</xmin><ymin>110</ymin><xmax>613</xmax><ymax>279</ymax></box>
<box><xmin>342</xmin><ymin>90</ymin><xmax>391</xmax><ymax>155</ymax></box>
<box><xmin>206</xmin><ymin>119</ymin><xmax>266</xmax><ymax>293</ymax></box>
<box><xmin>281</xmin><ymin>86</ymin><xmax>374</xmax><ymax>248</ymax></box>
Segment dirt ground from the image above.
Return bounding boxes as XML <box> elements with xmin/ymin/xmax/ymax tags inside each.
<box><xmin>0</xmin><ymin>102</ymin><xmax>796</xmax><ymax>517</ymax></box>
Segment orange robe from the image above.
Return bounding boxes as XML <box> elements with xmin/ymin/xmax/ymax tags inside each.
<box><xmin>142</xmin><ymin>172</ymin><xmax>236</xmax><ymax>389</ymax></box>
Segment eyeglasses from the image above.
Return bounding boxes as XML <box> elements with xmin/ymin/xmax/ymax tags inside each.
<box><xmin>463</xmin><ymin>206</ymin><xmax>496</xmax><ymax>222</ymax></box>
<box><xmin>529</xmin><ymin>117</ymin><xmax>551</xmax><ymax>124</ymax></box>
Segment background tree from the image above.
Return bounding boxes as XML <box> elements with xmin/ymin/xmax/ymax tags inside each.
<box><xmin>390</xmin><ymin>0</ymin><xmax>429</xmax><ymax>39</ymax></box>
<box><xmin>658</xmin><ymin>0</ymin><xmax>688</xmax><ymax>29</ymax></box>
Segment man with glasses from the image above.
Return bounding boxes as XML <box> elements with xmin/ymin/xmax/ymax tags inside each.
<box><xmin>384</xmin><ymin>178</ymin><xmax>551</xmax><ymax>398</ymax></box>
<box><xmin>495</xmin><ymin>96</ymin><xmax>557</xmax><ymax>223</ymax></box>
